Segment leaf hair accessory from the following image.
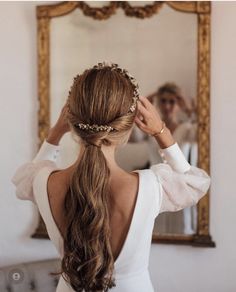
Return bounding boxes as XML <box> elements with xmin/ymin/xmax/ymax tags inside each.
<box><xmin>70</xmin><ymin>61</ymin><xmax>140</xmax><ymax>133</ymax></box>
<box><xmin>93</xmin><ymin>61</ymin><xmax>140</xmax><ymax>113</ymax></box>
<box><xmin>76</xmin><ymin>123</ymin><xmax>115</xmax><ymax>133</ymax></box>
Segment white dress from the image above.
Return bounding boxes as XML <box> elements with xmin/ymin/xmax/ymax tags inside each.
<box><xmin>148</xmin><ymin>122</ymin><xmax>198</xmax><ymax>234</ymax></box>
<box><xmin>11</xmin><ymin>140</ymin><xmax>211</xmax><ymax>292</ymax></box>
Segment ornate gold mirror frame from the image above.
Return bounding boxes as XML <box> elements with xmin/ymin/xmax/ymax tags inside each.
<box><xmin>33</xmin><ymin>1</ymin><xmax>215</xmax><ymax>247</ymax></box>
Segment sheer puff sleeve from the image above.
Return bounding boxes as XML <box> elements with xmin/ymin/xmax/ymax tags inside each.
<box><xmin>11</xmin><ymin>140</ymin><xmax>60</xmax><ymax>204</ymax></box>
<box><xmin>150</xmin><ymin>142</ymin><xmax>211</xmax><ymax>214</ymax></box>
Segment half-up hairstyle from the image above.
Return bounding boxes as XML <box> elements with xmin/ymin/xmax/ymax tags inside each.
<box><xmin>58</xmin><ymin>62</ymin><xmax>140</xmax><ymax>291</ymax></box>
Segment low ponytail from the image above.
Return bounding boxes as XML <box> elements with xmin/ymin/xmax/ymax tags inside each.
<box><xmin>62</xmin><ymin>142</ymin><xmax>115</xmax><ymax>291</ymax></box>
<box><xmin>57</xmin><ymin>63</ymin><xmax>139</xmax><ymax>291</ymax></box>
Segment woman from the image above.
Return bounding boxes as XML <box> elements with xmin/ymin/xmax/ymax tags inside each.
<box><xmin>11</xmin><ymin>62</ymin><xmax>210</xmax><ymax>292</ymax></box>
<box><xmin>130</xmin><ymin>82</ymin><xmax>198</xmax><ymax>234</ymax></box>
<box><xmin>131</xmin><ymin>82</ymin><xmax>197</xmax><ymax>166</ymax></box>
<box><xmin>150</xmin><ymin>83</ymin><xmax>198</xmax><ymax>234</ymax></box>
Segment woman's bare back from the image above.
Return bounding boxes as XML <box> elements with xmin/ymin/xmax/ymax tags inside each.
<box><xmin>47</xmin><ymin>166</ymin><xmax>139</xmax><ymax>261</ymax></box>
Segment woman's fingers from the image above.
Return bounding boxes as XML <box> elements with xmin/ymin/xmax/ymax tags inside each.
<box><xmin>139</xmin><ymin>96</ymin><xmax>153</xmax><ymax>111</ymax></box>
<box><xmin>137</xmin><ymin>101</ymin><xmax>150</xmax><ymax>119</ymax></box>
<box><xmin>61</xmin><ymin>100</ymin><xmax>71</xmax><ymax>117</ymax></box>
<box><xmin>134</xmin><ymin>116</ymin><xmax>147</xmax><ymax>130</ymax></box>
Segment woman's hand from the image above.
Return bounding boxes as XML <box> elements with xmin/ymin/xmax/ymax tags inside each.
<box><xmin>46</xmin><ymin>102</ymin><xmax>70</xmax><ymax>145</ymax></box>
<box><xmin>134</xmin><ymin>96</ymin><xmax>164</xmax><ymax>135</ymax></box>
<box><xmin>135</xmin><ymin>96</ymin><xmax>175</xmax><ymax>149</ymax></box>
<box><xmin>54</xmin><ymin>101</ymin><xmax>71</xmax><ymax>134</ymax></box>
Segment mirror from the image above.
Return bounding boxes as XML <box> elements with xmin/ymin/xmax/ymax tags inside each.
<box><xmin>35</xmin><ymin>1</ymin><xmax>215</xmax><ymax>246</ymax></box>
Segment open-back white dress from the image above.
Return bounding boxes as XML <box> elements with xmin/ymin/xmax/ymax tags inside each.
<box><xmin>11</xmin><ymin>140</ymin><xmax>211</xmax><ymax>292</ymax></box>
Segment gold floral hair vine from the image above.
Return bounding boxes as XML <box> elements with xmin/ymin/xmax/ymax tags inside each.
<box><xmin>75</xmin><ymin>123</ymin><xmax>115</xmax><ymax>133</ymax></box>
<box><xmin>71</xmin><ymin>61</ymin><xmax>140</xmax><ymax>133</ymax></box>
<box><xmin>93</xmin><ymin>62</ymin><xmax>140</xmax><ymax>114</ymax></box>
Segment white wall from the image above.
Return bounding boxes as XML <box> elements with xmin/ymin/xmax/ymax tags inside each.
<box><xmin>0</xmin><ymin>2</ymin><xmax>235</xmax><ymax>292</ymax></box>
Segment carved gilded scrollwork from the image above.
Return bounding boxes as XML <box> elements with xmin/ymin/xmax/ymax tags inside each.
<box><xmin>37</xmin><ymin>1</ymin><xmax>164</xmax><ymax>20</ymax></box>
<box><xmin>167</xmin><ymin>1</ymin><xmax>210</xmax><ymax>14</ymax></box>
<box><xmin>34</xmin><ymin>1</ymin><xmax>215</xmax><ymax>247</ymax></box>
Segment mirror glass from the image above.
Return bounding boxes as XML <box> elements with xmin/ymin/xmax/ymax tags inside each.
<box><xmin>50</xmin><ymin>1</ymin><xmax>198</xmax><ymax>235</ymax></box>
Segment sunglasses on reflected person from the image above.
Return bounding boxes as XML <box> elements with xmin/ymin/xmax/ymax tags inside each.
<box><xmin>160</xmin><ymin>98</ymin><xmax>177</xmax><ymax>105</ymax></box>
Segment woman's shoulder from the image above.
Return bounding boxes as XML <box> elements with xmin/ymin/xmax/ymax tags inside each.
<box><xmin>46</xmin><ymin>167</ymin><xmax>73</xmax><ymax>203</ymax></box>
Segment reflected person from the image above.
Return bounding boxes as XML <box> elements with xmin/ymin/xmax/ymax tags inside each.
<box><xmin>130</xmin><ymin>82</ymin><xmax>198</xmax><ymax>234</ymax></box>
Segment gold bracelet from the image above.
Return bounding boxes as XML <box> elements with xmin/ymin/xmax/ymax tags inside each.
<box><xmin>151</xmin><ymin>122</ymin><xmax>166</xmax><ymax>137</ymax></box>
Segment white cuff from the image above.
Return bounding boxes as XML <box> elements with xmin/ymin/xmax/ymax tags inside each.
<box><xmin>33</xmin><ymin>140</ymin><xmax>60</xmax><ymax>162</ymax></box>
<box><xmin>158</xmin><ymin>142</ymin><xmax>191</xmax><ymax>173</ymax></box>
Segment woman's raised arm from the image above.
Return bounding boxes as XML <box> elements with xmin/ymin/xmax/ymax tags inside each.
<box><xmin>135</xmin><ymin>96</ymin><xmax>210</xmax><ymax>214</ymax></box>
<box><xmin>150</xmin><ymin>142</ymin><xmax>210</xmax><ymax>214</ymax></box>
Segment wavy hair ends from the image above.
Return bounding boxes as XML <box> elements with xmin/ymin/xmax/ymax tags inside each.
<box><xmin>62</xmin><ymin>144</ymin><xmax>116</xmax><ymax>291</ymax></box>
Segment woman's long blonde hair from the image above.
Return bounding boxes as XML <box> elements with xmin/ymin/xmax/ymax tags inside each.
<box><xmin>59</xmin><ymin>63</ymin><xmax>139</xmax><ymax>291</ymax></box>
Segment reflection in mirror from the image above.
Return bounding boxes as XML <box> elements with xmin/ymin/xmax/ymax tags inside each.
<box><xmin>50</xmin><ymin>3</ymin><xmax>197</xmax><ymax>235</ymax></box>
<box><xmin>128</xmin><ymin>82</ymin><xmax>198</xmax><ymax>235</ymax></box>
